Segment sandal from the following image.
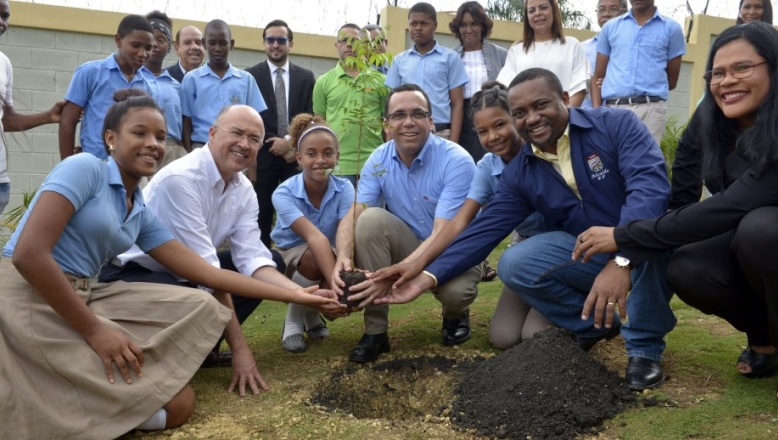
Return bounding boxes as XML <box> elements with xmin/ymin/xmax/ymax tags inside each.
<box><xmin>737</xmin><ymin>347</ymin><xmax>778</xmax><ymax>379</ymax></box>
<box><xmin>482</xmin><ymin>265</ymin><xmax>497</xmax><ymax>282</ymax></box>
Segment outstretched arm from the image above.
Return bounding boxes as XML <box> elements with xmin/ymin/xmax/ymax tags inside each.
<box><xmin>3</xmin><ymin>100</ymin><xmax>64</xmax><ymax>132</ymax></box>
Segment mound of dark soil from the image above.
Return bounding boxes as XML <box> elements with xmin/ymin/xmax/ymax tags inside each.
<box><xmin>452</xmin><ymin>328</ymin><xmax>636</xmax><ymax>439</ymax></box>
<box><xmin>311</xmin><ymin>355</ymin><xmax>479</xmax><ymax>420</ymax></box>
<box><xmin>339</xmin><ymin>270</ymin><xmax>368</xmax><ymax>310</ymax></box>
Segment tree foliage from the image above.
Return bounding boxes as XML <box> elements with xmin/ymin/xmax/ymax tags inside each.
<box><xmin>486</xmin><ymin>0</ymin><xmax>592</xmax><ymax>30</ymax></box>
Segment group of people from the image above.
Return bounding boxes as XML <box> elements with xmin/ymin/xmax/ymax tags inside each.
<box><xmin>2</xmin><ymin>0</ymin><xmax>778</xmax><ymax>438</ymax></box>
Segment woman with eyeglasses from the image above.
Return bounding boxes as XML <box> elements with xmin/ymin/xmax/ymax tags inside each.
<box><xmin>572</xmin><ymin>22</ymin><xmax>778</xmax><ymax>398</ymax></box>
<box><xmin>496</xmin><ymin>0</ymin><xmax>587</xmax><ymax>107</ymax></box>
<box><xmin>737</xmin><ymin>0</ymin><xmax>773</xmax><ymax>24</ymax></box>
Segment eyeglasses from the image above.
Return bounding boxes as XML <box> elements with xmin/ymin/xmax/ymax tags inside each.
<box><xmin>596</xmin><ymin>6</ymin><xmax>625</xmax><ymax>15</ymax></box>
<box><xmin>386</xmin><ymin>110</ymin><xmax>431</xmax><ymax>122</ymax></box>
<box><xmin>264</xmin><ymin>37</ymin><xmax>289</xmax><ymax>45</ymax></box>
<box><xmin>703</xmin><ymin>61</ymin><xmax>767</xmax><ymax>85</ymax></box>
<box><xmin>215</xmin><ymin>125</ymin><xmax>262</xmax><ymax>148</ymax></box>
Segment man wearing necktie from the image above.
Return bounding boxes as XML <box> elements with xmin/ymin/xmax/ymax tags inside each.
<box><xmin>247</xmin><ymin>19</ymin><xmax>316</xmax><ymax>247</ymax></box>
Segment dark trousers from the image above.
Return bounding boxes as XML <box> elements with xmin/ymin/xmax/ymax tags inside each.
<box><xmin>667</xmin><ymin>206</ymin><xmax>778</xmax><ymax>347</ymax></box>
<box><xmin>98</xmin><ymin>249</ymin><xmax>287</xmax><ymax>352</ymax></box>
<box><xmin>458</xmin><ymin>98</ymin><xmax>487</xmax><ymax>163</ymax></box>
<box><xmin>254</xmin><ymin>165</ymin><xmax>300</xmax><ymax>248</ymax></box>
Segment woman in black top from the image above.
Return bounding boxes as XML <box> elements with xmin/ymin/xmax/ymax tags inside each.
<box><xmin>573</xmin><ymin>22</ymin><xmax>778</xmax><ymax>383</ymax></box>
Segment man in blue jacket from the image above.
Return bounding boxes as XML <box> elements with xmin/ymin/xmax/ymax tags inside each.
<box><xmin>373</xmin><ymin>68</ymin><xmax>675</xmax><ymax>390</ymax></box>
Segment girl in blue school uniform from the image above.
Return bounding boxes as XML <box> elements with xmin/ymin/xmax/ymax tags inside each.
<box><xmin>0</xmin><ymin>91</ymin><xmax>339</xmax><ymax>439</ymax></box>
<box><xmin>372</xmin><ymin>82</ymin><xmax>550</xmax><ymax>349</ymax></box>
<box><xmin>271</xmin><ymin>114</ymin><xmax>355</xmax><ymax>352</ymax></box>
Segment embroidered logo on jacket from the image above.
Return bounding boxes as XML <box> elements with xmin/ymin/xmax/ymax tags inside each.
<box><xmin>587</xmin><ymin>153</ymin><xmax>610</xmax><ymax>181</ymax></box>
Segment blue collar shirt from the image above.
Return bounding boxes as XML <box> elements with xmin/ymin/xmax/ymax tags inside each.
<box><xmin>141</xmin><ymin>66</ymin><xmax>183</xmax><ymax>142</ymax></box>
<box><xmin>385</xmin><ymin>41</ymin><xmax>469</xmax><ymax>125</ymax></box>
<box><xmin>357</xmin><ymin>133</ymin><xmax>475</xmax><ymax>240</ymax></box>
<box><xmin>181</xmin><ymin>63</ymin><xmax>268</xmax><ymax>143</ymax></box>
<box><xmin>64</xmin><ymin>54</ymin><xmax>152</xmax><ymax>158</ymax></box>
<box><xmin>596</xmin><ymin>8</ymin><xmax>686</xmax><ymax>100</ymax></box>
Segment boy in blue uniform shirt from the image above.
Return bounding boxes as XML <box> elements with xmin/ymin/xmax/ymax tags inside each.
<box><xmin>59</xmin><ymin>15</ymin><xmax>155</xmax><ymax>159</ymax></box>
<box><xmin>181</xmin><ymin>19</ymin><xmax>267</xmax><ymax>151</ymax></box>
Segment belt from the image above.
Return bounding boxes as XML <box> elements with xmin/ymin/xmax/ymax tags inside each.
<box><xmin>65</xmin><ymin>273</ymin><xmax>91</xmax><ymax>290</ymax></box>
<box><xmin>434</xmin><ymin>123</ymin><xmax>451</xmax><ymax>131</ymax></box>
<box><xmin>605</xmin><ymin>95</ymin><xmax>662</xmax><ymax>106</ymax></box>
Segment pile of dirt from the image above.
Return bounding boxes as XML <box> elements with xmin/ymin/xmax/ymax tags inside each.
<box><xmin>452</xmin><ymin>328</ymin><xmax>636</xmax><ymax>439</ymax></box>
<box><xmin>311</xmin><ymin>355</ymin><xmax>479</xmax><ymax>421</ymax></box>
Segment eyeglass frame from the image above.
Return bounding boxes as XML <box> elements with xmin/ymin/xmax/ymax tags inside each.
<box><xmin>384</xmin><ymin>110</ymin><xmax>432</xmax><ymax>122</ymax></box>
<box><xmin>703</xmin><ymin>61</ymin><xmax>767</xmax><ymax>85</ymax></box>
<box><xmin>264</xmin><ymin>36</ymin><xmax>289</xmax><ymax>45</ymax></box>
<box><xmin>214</xmin><ymin>125</ymin><xmax>263</xmax><ymax>148</ymax></box>
<box><xmin>595</xmin><ymin>6</ymin><xmax>626</xmax><ymax>15</ymax></box>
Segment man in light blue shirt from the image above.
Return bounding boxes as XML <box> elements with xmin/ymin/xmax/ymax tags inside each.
<box><xmin>581</xmin><ymin>0</ymin><xmax>628</xmax><ymax>107</ymax></box>
<box><xmin>385</xmin><ymin>2</ymin><xmax>468</xmax><ymax>143</ymax></box>
<box><xmin>332</xmin><ymin>83</ymin><xmax>481</xmax><ymax>363</ymax></box>
<box><xmin>590</xmin><ymin>0</ymin><xmax>685</xmax><ymax>144</ymax></box>
<box><xmin>181</xmin><ymin>19</ymin><xmax>267</xmax><ymax>151</ymax></box>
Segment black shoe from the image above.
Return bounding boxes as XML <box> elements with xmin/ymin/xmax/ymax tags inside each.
<box><xmin>201</xmin><ymin>351</ymin><xmax>233</xmax><ymax>368</ymax></box>
<box><xmin>626</xmin><ymin>356</ymin><xmax>665</xmax><ymax>390</ymax></box>
<box><xmin>349</xmin><ymin>333</ymin><xmax>390</xmax><ymax>363</ymax></box>
<box><xmin>737</xmin><ymin>347</ymin><xmax>778</xmax><ymax>379</ymax></box>
<box><xmin>573</xmin><ymin>322</ymin><xmax>621</xmax><ymax>352</ymax></box>
<box><xmin>442</xmin><ymin>312</ymin><xmax>471</xmax><ymax>346</ymax></box>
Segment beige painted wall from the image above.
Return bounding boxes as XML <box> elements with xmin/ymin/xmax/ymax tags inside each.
<box><xmin>0</xmin><ymin>1</ymin><xmax>739</xmax><ymax>210</ymax></box>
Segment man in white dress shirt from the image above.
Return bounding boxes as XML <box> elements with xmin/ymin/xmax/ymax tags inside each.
<box><xmin>99</xmin><ymin>105</ymin><xmax>342</xmax><ymax>396</ymax></box>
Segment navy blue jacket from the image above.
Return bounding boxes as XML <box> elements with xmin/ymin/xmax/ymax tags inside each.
<box><xmin>427</xmin><ymin>106</ymin><xmax>670</xmax><ymax>284</ymax></box>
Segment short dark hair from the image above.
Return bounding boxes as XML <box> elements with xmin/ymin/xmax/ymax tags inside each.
<box><xmin>408</xmin><ymin>2</ymin><xmax>437</xmax><ymax>22</ymax></box>
<box><xmin>205</xmin><ymin>19</ymin><xmax>231</xmax><ymax>39</ymax></box>
<box><xmin>385</xmin><ymin>83</ymin><xmax>432</xmax><ymax>116</ymax></box>
<box><xmin>263</xmin><ymin>19</ymin><xmax>293</xmax><ymax>41</ymax></box>
<box><xmin>103</xmin><ymin>89</ymin><xmax>163</xmax><ymax>154</ymax></box>
<box><xmin>362</xmin><ymin>24</ymin><xmax>386</xmax><ymax>38</ymax></box>
<box><xmin>145</xmin><ymin>10</ymin><xmax>172</xmax><ymax>28</ymax></box>
<box><xmin>449</xmin><ymin>1</ymin><xmax>493</xmax><ymax>43</ymax></box>
<box><xmin>117</xmin><ymin>14</ymin><xmax>154</xmax><ymax>38</ymax></box>
<box><xmin>339</xmin><ymin>23</ymin><xmax>361</xmax><ymax>33</ymax></box>
<box><xmin>508</xmin><ymin>68</ymin><xmax>564</xmax><ymax>97</ymax></box>
<box><xmin>736</xmin><ymin>0</ymin><xmax>773</xmax><ymax>25</ymax></box>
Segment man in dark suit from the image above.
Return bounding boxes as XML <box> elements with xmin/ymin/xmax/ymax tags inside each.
<box><xmin>167</xmin><ymin>25</ymin><xmax>204</xmax><ymax>83</ymax></box>
<box><xmin>246</xmin><ymin>19</ymin><xmax>316</xmax><ymax>247</ymax></box>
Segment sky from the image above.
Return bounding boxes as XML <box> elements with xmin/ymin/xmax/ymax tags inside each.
<box><xmin>19</xmin><ymin>0</ymin><xmax>760</xmax><ymax>36</ymax></box>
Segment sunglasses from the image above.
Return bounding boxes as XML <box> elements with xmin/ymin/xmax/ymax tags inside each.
<box><xmin>265</xmin><ymin>37</ymin><xmax>289</xmax><ymax>45</ymax></box>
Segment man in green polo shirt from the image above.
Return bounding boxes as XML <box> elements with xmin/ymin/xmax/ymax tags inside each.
<box><xmin>313</xmin><ymin>23</ymin><xmax>388</xmax><ymax>184</ymax></box>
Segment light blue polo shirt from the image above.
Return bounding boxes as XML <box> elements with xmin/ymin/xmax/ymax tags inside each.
<box><xmin>270</xmin><ymin>174</ymin><xmax>355</xmax><ymax>249</ymax></box>
<box><xmin>64</xmin><ymin>54</ymin><xmax>152</xmax><ymax>158</ymax></box>
<box><xmin>142</xmin><ymin>67</ymin><xmax>183</xmax><ymax>142</ymax></box>
<box><xmin>385</xmin><ymin>42</ymin><xmax>469</xmax><ymax>125</ymax></box>
<box><xmin>581</xmin><ymin>35</ymin><xmax>598</xmax><ymax>108</ymax></box>
<box><xmin>3</xmin><ymin>154</ymin><xmax>173</xmax><ymax>277</ymax></box>
<box><xmin>597</xmin><ymin>8</ymin><xmax>685</xmax><ymax>100</ymax></box>
<box><xmin>358</xmin><ymin>133</ymin><xmax>475</xmax><ymax>240</ymax></box>
<box><xmin>181</xmin><ymin>63</ymin><xmax>268</xmax><ymax>143</ymax></box>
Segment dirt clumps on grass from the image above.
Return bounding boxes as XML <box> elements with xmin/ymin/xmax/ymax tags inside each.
<box><xmin>311</xmin><ymin>355</ymin><xmax>479</xmax><ymax>421</ymax></box>
<box><xmin>451</xmin><ymin>328</ymin><xmax>636</xmax><ymax>439</ymax></box>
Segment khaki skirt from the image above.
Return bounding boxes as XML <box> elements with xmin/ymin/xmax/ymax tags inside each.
<box><xmin>0</xmin><ymin>258</ymin><xmax>232</xmax><ymax>440</ymax></box>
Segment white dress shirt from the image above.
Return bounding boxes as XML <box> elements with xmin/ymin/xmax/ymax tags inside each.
<box><xmin>118</xmin><ymin>146</ymin><xmax>275</xmax><ymax>290</ymax></box>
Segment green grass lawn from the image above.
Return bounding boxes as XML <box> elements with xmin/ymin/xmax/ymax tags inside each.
<box><xmin>128</xmin><ymin>242</ymin><xmax>778</xmax><ymax>440</ymax></box>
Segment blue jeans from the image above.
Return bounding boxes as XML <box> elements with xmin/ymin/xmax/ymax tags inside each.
<box><xmin>0</xmin><ymin>182</ymin><xmax>9</xmax><ymax>214</ymax></box>
<box><xmin>497</xmin><ymin>231</ymin><xmax>676</xmax><ymax>361</ymax></box>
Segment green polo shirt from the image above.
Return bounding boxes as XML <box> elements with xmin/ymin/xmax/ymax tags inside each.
<box><xmin>313</xmin><ymin>62</ymin><xmax>388</xmax><ymax>175</ymax></box>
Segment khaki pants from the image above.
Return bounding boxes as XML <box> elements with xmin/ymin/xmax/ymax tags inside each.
<box><xmin>606</xmin><ymin>100</ymin><xmax>667</xmax><ymax>146</ymax></box>
<box><xmin>354</xmin><ymin>207</ymin><xmax>483</xmax><ymax>334</ymax></box>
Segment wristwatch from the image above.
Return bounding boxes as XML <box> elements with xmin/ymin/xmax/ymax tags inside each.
<box><xmin>612</xmin><ymin>256</ymin><xmax>633</xmax><ymax>270</ymax></box>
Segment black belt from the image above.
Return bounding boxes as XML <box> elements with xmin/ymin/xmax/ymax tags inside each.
<box><xmin>434</xmin><ymin>123</ymin><xmax>451</xmax><ymax>131</ymax></box>
<box><xmin>605</xmin><ymin>95</ymin><xmax>662</xmax><ymax>105</ymax></box>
